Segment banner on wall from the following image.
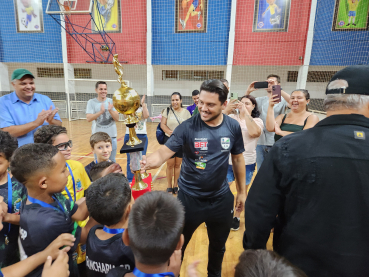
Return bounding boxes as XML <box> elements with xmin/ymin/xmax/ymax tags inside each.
<box><xmin>253</xmin><ymin>0</ymin><xmax>291</xmax><ymax>32</ymax></box>
<box><xmin>92</xmin><ymin>0</ymin><xmax>121</xmax><ymax>33</ymax></box>
<box><xmin>332</xmin><ymin>0</ymin><xmax>369</xmax><ymax>31</ymax></box>
<box><xmin>175</xmin><ymin>0</ymin><xmax>207</xmax><ymax>33</ymax></box>
<box><xmin>14</xmin><ymin>0</ymin><xmax>44</xmax><ymax>33</ymax></box>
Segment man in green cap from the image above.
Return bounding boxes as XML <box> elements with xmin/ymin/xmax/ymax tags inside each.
<box><xmin>0</xmin><ymin>68</ymin><xmax>62</xmax><ymax>146</ymax></box>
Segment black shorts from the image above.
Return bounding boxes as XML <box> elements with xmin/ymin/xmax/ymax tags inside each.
<box><xmin>164</xmin><ymin>135</ymin><xmax>183</xmax><ymax>159</ymax></box>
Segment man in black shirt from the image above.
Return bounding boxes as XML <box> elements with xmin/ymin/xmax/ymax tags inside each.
<box><xmin>141</xmin><ymin>79</ymin><xmax>246</xmax><ymax>277</ymax></box>
<box><xmin>243</xmin><ymin>65</ymin><xmax>369</xmax><ymax>277</ymax></box>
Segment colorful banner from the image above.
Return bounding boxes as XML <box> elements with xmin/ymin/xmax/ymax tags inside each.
<box><xmin>175</xmin><ymin>0</ymin><xmax>207</xmax><ymax>33</ymax></box>
<box><xmin>333</xmin><ymin>0</ymin><xmax>369</xmax><ymax>31</ymax></box>
<box><xmin>253</xmin><ymin>0</ymin><xmax>291</xmax><ymax>32</ymax></box>
<box><xmin>92</xmin><ymin>0</ymin><xmax>121</xmax><ymax>33</ymax></box>
<box><xmin>14</xmin><ymin>0</ymin><xmax>44</xmax><ymax>33</ymax></box>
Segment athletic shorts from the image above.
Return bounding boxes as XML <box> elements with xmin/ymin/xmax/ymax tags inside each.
<box><xmin>227</xmin><ymin>163</ymin><xmax>256</xmax><ymax>185</ymax></box>
<box><xmin>349</xmin><ymin>11</ymin><xmax>356</xmax><ymax>17</ymax></box>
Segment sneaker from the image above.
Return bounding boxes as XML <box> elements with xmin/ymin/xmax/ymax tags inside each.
<box><xmin>180</xmin><ymin>19</ymin><xmax>186</xmax><ymax>29</ymax></box>
<box><xmin>352</xmin><ymin>23</ymin><xmax>357</xmax><ymax>26</ymax></box>
<box><xmin>198</xmin><ymin>11</ymin><xmax>201</xmax><ymax>20</ymax></box>
<box><xmin>346</xmin><ymin>23</ymin><xmax>351</xmax><ymax>26</ymax></box>
<box><xmin>231</xmin><ymin>217</ymin><xmax>240</xmax><ymax>231</ymax></box>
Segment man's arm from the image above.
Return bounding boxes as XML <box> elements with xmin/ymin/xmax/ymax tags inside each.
<box><xmin>141</xmin><ymin>145</ymin><xmax>175</xmax><ymax>171</ymax></box>
<box><xmin>281</xmin><ymin>90</ymin><xmax>290</xmax><ymax>104</ymax></box>
<box><xmin>243</xmin><ymin>147</ymin><xmax>283</xmax><ymax>250</ymax></box>
<box><xmin>108</xmin><ymin>103</ymin><xmax>120</xmax><ymax>122</ymax></box>
<box><xmin>71</xmin><ymin>198</ymin><xmax>88</xmax><ymax>222</ymax></box>
<box><xmin>86</xmin><ymin>102</ymin><xmax>104</xmax><ymax>122</ymax></box>
<box><xmin>2</xmin><ymin>109</ymin><xmax>51</xmax><ymax>138</ymax></box>
<box><xmin>231</xmin><ymin>153</ymin><xmax>247</xmax><ymax>214</ymax></box>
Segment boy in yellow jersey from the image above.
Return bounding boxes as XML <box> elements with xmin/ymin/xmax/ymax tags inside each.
<box><xmin>34</xmin><ymin>125</ymin><xmax>91</xmax><ymax>277</ymax></box>
<box><xmin>262</xmin><ymin>0</ymin><xmax>281</xmax><ymax>27</ymax></box>
<box><xmin>347</xmin><ymin>0</ymin><xmax>360</xmax><ymax>26</ymax></box>
<box><xmin>20</xmin><ymin>0</ymin><xmax>37</xmax><ymax>28</ymax></box>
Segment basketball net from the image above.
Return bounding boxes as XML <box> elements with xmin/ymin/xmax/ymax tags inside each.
<box><xmin>57</xmin><ymin>0</ymin><xmax>72</xmax><ymax>14</ymax></box>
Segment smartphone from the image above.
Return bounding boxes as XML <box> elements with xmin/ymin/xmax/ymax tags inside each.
<box><xmin>272</xmin><ymin>85</ymin><xmax>281</xmax><ymax>103</ymax></box>
<box><xmin>254</xmin><ymin>81</ymin><xmax>269</xmax><ymax>89</ymax></box>
<box><xmin>230</xmin><ymin>92</ymin><xmax>238</xmax><ymax>100</ymax></box>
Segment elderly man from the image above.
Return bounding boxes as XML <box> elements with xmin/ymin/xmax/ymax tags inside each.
<box><xmin>243</xmin><ymin>65</ymin><xmax>369</xmax><ymax>276</ymax></box>
<box><xmin>0</xmin><ymin>69</ymin><xmax>61</xmax><ymax>146</ymax></box>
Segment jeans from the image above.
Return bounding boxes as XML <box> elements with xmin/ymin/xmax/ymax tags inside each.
<box><xmin>93</xmin><ymin>137</ymin><xmax>117</xmax><ymax>162</ymax></box>
<box><xmin>226</xmin><ymin>163</ymin><xmax>256</xmax><ymax>185</ymax></box>
<box><xmin>124</xmin><ymin>134</ymin><xmax>148</xmax><ymax>182</ymax></box>
<box><xmin>256</xmin><ymin>145</ymin><xmax>273</xmax><ymax>171</ymax></box>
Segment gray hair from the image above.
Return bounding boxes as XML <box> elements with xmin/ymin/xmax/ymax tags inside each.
<box><xmin>324</xmin><ymin>79</ymin><xmax>369</xmax><ymax>111</ymax></box>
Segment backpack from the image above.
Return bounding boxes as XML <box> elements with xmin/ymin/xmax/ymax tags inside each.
<box><xmin>156</xmin><ymin>108</ymin><xmax>170</xmax><ymax>145</ymax></box>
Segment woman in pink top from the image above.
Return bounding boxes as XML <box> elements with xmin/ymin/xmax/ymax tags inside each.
<box><xmin>226</xmin><ymin>95</ymin><xmax>264</xmax><ymax>231</ymax></box>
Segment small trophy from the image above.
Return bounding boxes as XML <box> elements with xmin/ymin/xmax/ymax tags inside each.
<box><xmin>112</xmin><ymin>54</ymin><xmax>151</xmax><ymax>196</ymax></box>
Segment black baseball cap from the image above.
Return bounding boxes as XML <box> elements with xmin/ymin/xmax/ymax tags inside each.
<box><xmin>326</xmin><ymin>65</ymin><xmax>369</xmax><ymax>95</ymax></box>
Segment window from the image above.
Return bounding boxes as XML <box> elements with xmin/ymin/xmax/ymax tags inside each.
<box><xmin>37</xmin><ymin>68</ymin><xmax>64</xmax><ymax>78</ymax></box>
<box><xmin>287</xmin><ymin>71</ymin><xmax>337</xmax><ymax>82</ymax></box>
<box><xmin>162</xmin><ymin>70</ymin><xmax>225</xmax><ymax>81</ymax></box>
<box><xmin>74</xmin><ymin>68</ymin><xmax>92</xmax><ymax>79</ymax></box>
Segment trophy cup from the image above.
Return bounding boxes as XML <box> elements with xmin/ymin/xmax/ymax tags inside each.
<box><xmin>112</xmin><ymin>54</ymin><xmax>152</xmax><ymax>196</ymax></box>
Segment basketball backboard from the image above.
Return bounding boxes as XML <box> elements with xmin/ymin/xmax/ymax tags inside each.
<box><xmin>46</xmin><ymin>0</ymin><xmax>93</xmax><ymax>14</ymax></box>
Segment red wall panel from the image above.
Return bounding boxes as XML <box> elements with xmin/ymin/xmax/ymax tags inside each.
<box><xmin>234</xmin><ymin>0</ymin><xmax>312</xmax><ymax>66</ymax></box>
<box><xmin>66</xmin><ymin>0</ymin><xmax>146</xmax><ymax>64</ymax></box>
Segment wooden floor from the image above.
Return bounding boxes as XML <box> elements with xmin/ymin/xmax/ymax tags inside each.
<box><xmin>63</xmin><ymin>119</ymin><xmax>273</xmax><ymax>277</ymax></box>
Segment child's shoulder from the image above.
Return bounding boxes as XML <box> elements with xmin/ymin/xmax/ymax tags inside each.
<box><xmin>67</xmin><ymin>160</ymin><xmax>86</xmax><ymax>172</ymax></box>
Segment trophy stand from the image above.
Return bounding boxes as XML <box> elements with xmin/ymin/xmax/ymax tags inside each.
<box><xmin>112</xmin><ymin>54</ymin><xmax>152</xmax><ymax>199</ymax></box>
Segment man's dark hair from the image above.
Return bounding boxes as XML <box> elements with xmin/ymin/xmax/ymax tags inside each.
<box><xmin>128</xmin><ymin>191</ymin><xmax>184</xmax><ymax>265</ymax></box>
<box><xmin>267</xmin><ymin>74</ymin><xmax>281</xmax><ymax>84</ymax></box>
<box><xmin>34</xmin><ymin>125</ymin><xmax>67</xmax><ymax>144</ymax></box>
<box><xmin>90</xmin><ymin>161</ymin><xmax>115</xmax><ymax>182</ymax></box>
<box><xmin>235</xmin><ymin>250</ymin><xmax>307</xmax><ymax>277</ymax></box>
<box><xmin>220</xmin><ymin>78</ymin><xmax>229</xmax><ymax>87</ymax></box>
<box><xmin>95</xmin><ymin>81</ymin><xmax>107</xmax><ymax>89</ymax></box>
<box><xmin>90</xmin><ymin>132</ymin><xmax>112</xmax><ymax>148</ymax></box>
<box><xmin>0</xmin><ymin>131</ymin><xmax>18</xmax><ymax>161</ymax></box>
<box><xmin>10</xmin><ymin>144</ymin><xmax>59</xmax><ymax>185</ymax></box>
<box><xmin>200</xmin><ymin>79</ymin><xmax>229</xmax><ymax>104</ymax></box>
<box><xmin>86</xmin><ymin>173</ymin><xmax>131</xmax><ymax>226</ymax></box>
<box><xmin>240</xmin><ymin>95</ymin><xmax>260</xmax><ymax>118</ymax></box>
<box><xmin>191</xmin><ymin>90</ymin><xmax>200</xmax><ymax>96</ymax></box>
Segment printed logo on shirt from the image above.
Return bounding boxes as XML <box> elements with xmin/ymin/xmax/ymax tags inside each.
<box><xmin>354</xmin><ymin>131</ymin><xmax>365</xmax><ymax>140</ymax></box>
<box><xmin>194</xmin><ymin>141</ymin><xmax>208</xmax><ymax>150</ymax></box>
<box><xmin>195</xmin><ymin>156</ymin><xmax>208</xmax><ymax>162</ymax></box>
<box><xmin>86</xmin><ymin>256</ymin><xmax>131</xmax><ymax>274</ymax></box>
<box><xmin>20</xmin><ymin>228</ymin><xmax>27</xmax><ymax>240</ymax></box>
<box><xmin>221</xmin><ymin>137</ymin><xmax>230</xmax><ymax>150</ymax></box>
<box><xmin>76</xmin><ymin>179</ymin><xmax>83</xmax><ymax>192</ymax></box>
<box><xmin>195</xmin><ymin>162</ymin><xmax>206</xmax><ymax>170</ymax></box>
<box><xmin>13</xmin><ymin>198</ymin><xmax>22</xmax><ymax>214</ymax></box>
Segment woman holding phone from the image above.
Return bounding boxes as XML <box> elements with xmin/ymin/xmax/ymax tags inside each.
<box><xmin>225</xmin><ymin>95</ymin><xmax>264</xmax><ymax>231</ymax></box>
<box><xmin>266</xmin><ymin>89</ymin><xmax>319</xmax><ymax>142</ymax></box>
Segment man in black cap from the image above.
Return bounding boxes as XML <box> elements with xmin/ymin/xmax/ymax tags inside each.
<box><xmin>243</xmin><ymin>65</ymin><xmax>369</xmax><ymax>277</ymax></box>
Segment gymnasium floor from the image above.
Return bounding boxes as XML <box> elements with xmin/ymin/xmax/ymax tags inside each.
<box><xmin>63</xmin><ymin>119</ymin><xmax>273</xmax><ymax>277</ymax></box>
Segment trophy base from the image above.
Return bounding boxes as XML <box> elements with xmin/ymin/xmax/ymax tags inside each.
<box><xmin>131</xmin><ymin>172</ymin><xmax>152</xmax><ymax>200</ymax></box>
<box><xmin>120</xmin><ymin>137</ymin><xmax>146</xmax><ymax>153</ymax></box>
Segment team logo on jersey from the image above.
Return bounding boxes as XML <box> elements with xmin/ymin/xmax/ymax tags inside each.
<box><xmin>221</xmin><ymin>137</ymin><xmax>230</xmax><ymax>150</ymax></box>
<box><xmin>76</xmin><ymin>179</ymin><xmax>83</xmax><ymax>192</ymax></box>
<box><xmin>20</xmin><ymin>228</ymin><xmax>27</xmax><ymax>240</ymax></box>
<box><xmin>13</xmin><ymin>198</ymin><xmax>22</xmax><ymax>214</ymax></box>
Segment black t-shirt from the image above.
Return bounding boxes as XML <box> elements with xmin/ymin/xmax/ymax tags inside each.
<box><xmin>86</xmin><ymin>225</ymin><xmax>135</xmax><ymax>277</ymax></box>
<box><xmin>106</xmin><ymin>267</ymin><xmax>131</xmax><ymax>277</ymax></box>
<box><xmin>0</xmin><ymin>177</ymin><xmax>27</xmax><ymax>267</ymax></box>
<box><xmin>85</xmin><ymin>161</ymin><xmax>97</xmax><ymax>181</ymax></box>
<box><xmin>165</xmin><ymin>114</ymin><xmax>245</xmax><ymax>198</ymax></box>
<box><xmin>20</xmin><ymin>193</ymin><xmax>81</xmax><ymax>277</ymax></box>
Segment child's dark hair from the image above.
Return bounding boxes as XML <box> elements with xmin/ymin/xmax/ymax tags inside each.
<box><xmin>0</xmin><ymin>131</ymin><xmax>18</xmax><ymax>162</ymax></box>
<box><xmin>90</xmin><ymin>132</ymin><xmax>112</xmax><ymax>148</ymax></box>
<box><xmin>10</xmin><ymin>144</ymin><xmax>59</xmax><ymax>184</ymax></box>
<box><xmin>234</xmin><ymin>250</ymin><xmax>307</xmax><ymax>277</ymax></box>
<box><xmin>86</xmin><ymin>173</ymin><xmax>131</xmax><ymax>226</ymax></box>
<box><xmin>192</xmin><ymin>90</ymin><xmax>200</xmax><ymax>96</ymax></box>
<box><xmin>200</xmin><ymin>79</ymin><xmax>229</xmax><ymax>104</ymax></box>
<box><xmin>90</xmin><ymin>161</ymin><xmax>115</xmax><ymax>182</ymax></box>
<box><xmin>34</xmin><ymin>125</ymin><xmax>67</xmax><ymax>144</ymax></box>
<box><xmin>128</xmin><ymin>191</ymin><xmax>184</xmax><ymax>265</ymax></box>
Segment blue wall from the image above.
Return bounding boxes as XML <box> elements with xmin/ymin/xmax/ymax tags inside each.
<box><xmin>0</xmin><ymin>0</ymin><xmax>62</xmax><ymax>63</ymax></box>
<box><xmin>152</xmin><ymin>0</ymin><xmax>231</xmax><ymax>65</ymax></box>
<box><xmin>310</xmin><ymin>0</ymin><xmax>369</xmax><ymax>66</ymax></box>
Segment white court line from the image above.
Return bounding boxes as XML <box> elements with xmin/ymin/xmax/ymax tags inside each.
<box><xmin>152</xmin><ymin>163</ymin><xmax>165</xmax><ymax>182</ymax></box>
<box><xmin>71</xmin><ymin>155</ymin><xmax>127</xmax><ymax>160</ymax></box>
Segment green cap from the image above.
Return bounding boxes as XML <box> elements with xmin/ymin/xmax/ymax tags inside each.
<box><xmin>11</xmin><ymin>68</ymin><xmax>35</xmax><ymax>81</ymax></box>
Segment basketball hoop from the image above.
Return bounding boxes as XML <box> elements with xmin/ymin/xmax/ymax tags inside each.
<box><xmin>57</xmin><ymin>0</ymin><xmax>74</xmax><ymax>14</ymax></box>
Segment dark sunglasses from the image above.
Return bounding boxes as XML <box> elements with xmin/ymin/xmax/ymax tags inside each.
<box><xmin>55</xmin><ymin>140</ymin><xmax>73</xmax><ymax>151</ymax></box>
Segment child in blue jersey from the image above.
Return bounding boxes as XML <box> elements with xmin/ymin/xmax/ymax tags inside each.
<box><xmin>0</xmin><ymin>131</ymin><xmax>27</xmax><ymax>268</ymax></box>
<box><xmin>10</xmin><ymin>143</ymin><xmax>97</xmax><ymax>277</ymax></box>
<box><xmin>85</xmin><ymin>173</ymin><xmax>134</xmax><ymax>277</ymax></box>
<box><xmin>107</xmin><ymin>191</ymin><xmax>184</xmax><ymax>277</ymax></box>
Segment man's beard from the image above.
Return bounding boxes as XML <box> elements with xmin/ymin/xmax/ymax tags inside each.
<box><xmin>200</xmin><ymin>109</ymin><xmax>222</xmax><ymax>122</ymax></box>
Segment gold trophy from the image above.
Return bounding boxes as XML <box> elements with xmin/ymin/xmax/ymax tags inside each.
<box><xmin>112</xmin><ymin>54</ymin><xmax>148</xmax><ymax>190</ymax></box>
